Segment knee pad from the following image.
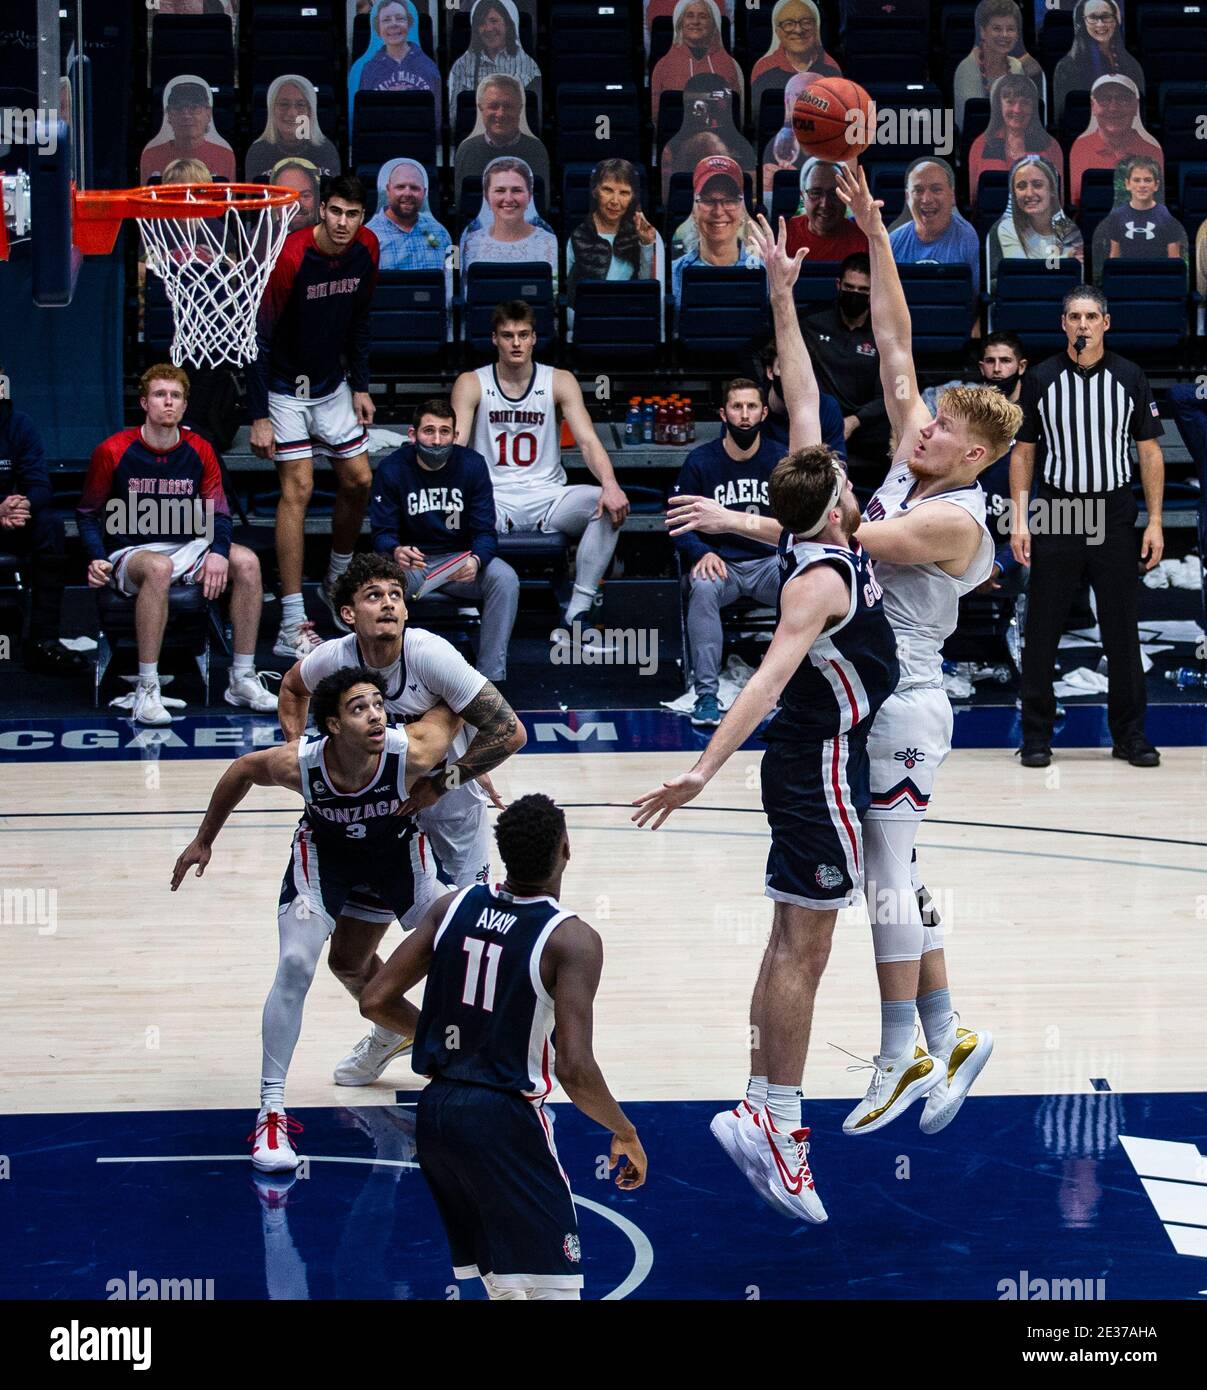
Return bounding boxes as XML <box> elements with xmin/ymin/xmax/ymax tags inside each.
<box><xmin>864</xmin><ymin>819</ymin><xmax>925</xmax><ymax>965</ymax></box>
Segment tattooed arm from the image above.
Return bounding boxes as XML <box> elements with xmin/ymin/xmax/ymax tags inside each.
<box><xmin>398</xmin><ymin>681</ymin><xmax>526</xmax><ymax>815</ymax></box>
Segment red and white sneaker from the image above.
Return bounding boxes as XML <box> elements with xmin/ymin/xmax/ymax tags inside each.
<box><xmin>709</xmin><ymin>1098</ymin><xmax>759</xmax><ymax>1177</ymax></box>
<box><xmin>733</xmin><ymin>1108</ymin><xmax>828</xmax><ymax>1224</ymax></box>
<box><xmin>249</xmin><ymin>1108</ymin><xmax>303</xmax><ymax>1172</ymax></box>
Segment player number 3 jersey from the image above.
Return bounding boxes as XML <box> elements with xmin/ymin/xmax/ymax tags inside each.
<box><xmin>470</xmin><ymin>363</ymin><xmax>565</xmax><ymax>504</ymax></box>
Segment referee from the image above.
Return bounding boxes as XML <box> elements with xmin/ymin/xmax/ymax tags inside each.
<box><xmin>1008</xmin><ymin>288</ymin><xmax>1164</xmax><ymax>768</ymax></box>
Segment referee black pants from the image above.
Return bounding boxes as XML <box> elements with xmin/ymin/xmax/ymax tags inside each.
<box><xmin>1020</xmin><ymin>485</ymin><xmax>1148</xmax><ymax>748</ymax></box>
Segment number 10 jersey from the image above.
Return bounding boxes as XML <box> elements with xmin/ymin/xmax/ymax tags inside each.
<box><xmin>470</xmin><ymin>362</ymin><xmax>565</xmax><ymax>508</ymax></box>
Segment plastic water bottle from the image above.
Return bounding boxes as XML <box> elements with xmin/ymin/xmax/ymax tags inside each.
<box><xmin>655</xmin><ymin>398</ymin><xmax>669</xmax><ymax>445</ymax></box>
<box><xmin>683</xmin><ymin>396</ymin><xmax>695</xmax><ymax>443</ymax></box>
<box><xmin>624</xmin><ymin>397</ymin><xmax>641</xmax><ymax>448</ymax></box>
<box><xmin>1165</xmin><ymin>667</ymin><xmax>1207</xmax><ymax>691</ymax></box>
<box><xmin>641</xmin><ymin>397</ymin><xmax>655</xmax><ymax>444</ymax></box>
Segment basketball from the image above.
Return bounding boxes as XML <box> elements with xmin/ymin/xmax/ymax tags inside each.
<box><xmin>792</xmin><ymin>77</ymin><xmax>875</xmax><ymax>162</ymax></box>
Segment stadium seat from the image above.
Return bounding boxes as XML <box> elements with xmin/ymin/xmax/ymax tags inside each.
<box><xmin>973</xmin><ymin>170</ymin><xmax>1009</xmax><ymax>237</ymax></box>
<box><xmin>771</xmin><ymin>168</ymin><xmax>803</xmax><ymax>227</ymax></box>
<box><xmin>897</xmin><ymin>263</ymin><xmax>975</xmax><ymax>357</ymax></box>
<box><xmin>862</xmin><ymin>83</ymin><xmax>946</xmax><ymax>165</ymax></box>
<box><xmin>553</xmin><ymin>84</ymin><xmax>641</xmax><ymax>167</ymax></box>
<box><xmin>990</xmin><ymin>257</ymin><xmax>1083</xmax><ymax>356</ymax></box>
<box><xmin>1177</xmin><ymin>163</ymin><xmax>1207</xmax><ymax>223</ymax></box>
<box><xmin>248</xmin><ymin>8</ymin><xmax>339</xmax><ymax>93</ymax></box>
<box><xmin>150</xmin><ymin>15</ymin><xmax>235</xmax><ymax>93</ymax></box>
<box><xmin>792</xmin><ymin>260</ymin><xmax>843</xmax><ymax>312</ymax></box>
<box><xmin>867</xmin><ymin>162</ymin><xmax>908</xmax><ymax>226</ymax></box>
<box><xmin>93</xmin><ymin>586</ymin><xmax>226</xmax><ymax>707</ymax></box>
<box><xmin>0</xmin><ymin>551</ymin><xmax>32</xmax><ymax>644</ymax></box>
<box><xmin>1077</xmin><ymin>168</ymin><xmax>1117</xmax><ymax>242</ymax></box>
<box><xmin>1099</xmin><ymin>259</ymin><xmax>1189</xmax><ymax>357</ymax></box>
<box><xmin>1057</xmin><ymin>91</ymin><xmax>1092</xmax><ymax>150</ymax></box>
<box><xmin>648</xmin><ymin>16</ymin><xmax>673</xmax><ymax>70</ymax></box>
<box><xmin>757</xmin><ymin>90</ymin><xmax>789</xmax><ymax>168</ymax></box>
<box><xmin>1136</xmin><ymin>4</ymin><xmax>1207</xmax><ymax>84</ymax></box>
<box><xmin>958</xmin><ymin>99</ymin><xmax>991</xmax><ymax>177</ymax></box>
<box><xmin>373</xmin><ymin>269</ymin><xmax>448</xmax><ymax>368</ymax></box>
<box><xmin>843</xmin><ymin>17</ymin><xmax>930</xmax><ymax>85</ymax></box>
<box><xmin>1036</xmin><ymin>9</ymin><xmax>1074</xmax><ymax>81</ymax></box>
<box><xmin>677</xmin><ymin>266</ymin><xmax>770</xmax><ymax>366</ymax></box>
<box><xmin>571</xmin><ymin>280</ymin><xmax>663</xmax><ymax>370</ymax></box>
<box><xmin>548</xmin><ymin>3</ymin><xmax>633</xmax><ymax>86</ymax></box>
<box><xmin>352</xmin><ymin>89</ymin><xmax>437</xmax><ymax>169</ymax></box>
<box><xmin>463</xmin><ymin>262</ymin><xmax>555</xmax><ymax>356</ymax></box>
<box><xmin>1157</xmin><ymin>84</ymin><xmax>1207</xmax><ymax>166</ymax></box>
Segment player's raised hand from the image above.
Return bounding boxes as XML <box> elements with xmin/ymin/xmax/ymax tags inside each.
<box><xmin>747</xmin><ymin>212</ymin><xmax>807</xmax><ymax>296</ymax></box>
<box><xmin>666</xmin><ymin>493</ymin><xmax>734</xmax><ymax>537</ymax></box>
<box><xmin>631</xmin><ymin>770</ymin><xmax>707</xmax><ymax>829</ymax></box>
<box><xmin>608</xmin><ymin>1130</ymin><xmax>647</xmax><ymax>1190</ymax></box>
<box><xmin>171</xmin><ymin>837</ymin><xmax>211</xmax><ymax>891</ymax></box>
<box><xmin>834</xmin><ymin>163</ymin><xmax>885</xmax><ymax>237</ymax></box>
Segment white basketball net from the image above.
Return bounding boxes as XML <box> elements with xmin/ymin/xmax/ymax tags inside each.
<box><xmin>137</xmin><ymin>186</ymin><xmax>297</xmax><ymax>368</ymax></box>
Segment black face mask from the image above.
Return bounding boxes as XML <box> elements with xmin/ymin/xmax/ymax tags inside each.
<box><xmin>988</xmin><ymin>371</ymin><xmax>1021</xmax><ymax>398</ymax></box>
<box><xmin>726</xmin><ymin>420</ymin><xmax>762</xmax><ymax>450</ymax></box>
<box><xmin>417</xmin><ymin>442</ymin><xmax>454</xmax><ymax>468</ymax></box>
<box><xmin>838</xmin><ymin>290</ymin><xmax>870</xmax><ymax>321</ymax></box>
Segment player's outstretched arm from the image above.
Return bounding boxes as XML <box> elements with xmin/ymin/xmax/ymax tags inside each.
<box><xmin>858</xmin><ymin>501</ymin><xmax>983</xmax><ymax>571</ymax></box>
<box><xmin>746</xmin><ymin>212</ymin><xmax>822</xmax><ymax>453</ymax></box>
<box><xmin>170</xmin><ymin>744</ymin><xmax>300</xmax><ymax>890</ymax></box>
<box><xmin>834</xmin><ymin>164</ymin><xmax>931</xmax><ymax>448</ymax></box>
<box><xmin>359</xmin><ymin>889</ymin><xmax>457</xmax><ymax>1037</ymax></box>
<box><xmin>403</xmin><ymin>701</ymin><xmax>465</xmax><ymax>786</ymax></box>
<box><xmin>546</xmin><ymin>917</ymin><xmax>646</xmax><ymax>1190</ymax></box>
<box><xmin>554</xmin><ymin>369</ymin><xmax>630</xmax><ymax>526</ymax></box>
<box><xmin>277</xmin><ymin>661</ymin><xmax>312</xmax><ymax>741</ymax></box>
<box><xmin>666</xmin><ymin>494</ymin><xmax>782</xmax><ymax>548</ymax></box>
<box><xmin>399</xmin><ymin>680</ymin><xmax>525</xmax><ymax>815</ymax></box>
<box><xmin>632</xmin><ymin>564</ymin><xmax>849</xmax><ymax>829</ymax></box>
<box><xmin>449</xmin><ymin>370</ymin><xmax>482</xmax><ymax>448</ymax></box>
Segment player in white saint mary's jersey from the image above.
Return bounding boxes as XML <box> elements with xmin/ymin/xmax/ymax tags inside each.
<box><xmin>669</xmin><ymin>192</ymin><xmax>1025</xmax><ymax>1141</ymax></box>
<box><xmin>451</xmin><ymin>298</ymin><xmax>630</xmax><ymax>626</ymax></box>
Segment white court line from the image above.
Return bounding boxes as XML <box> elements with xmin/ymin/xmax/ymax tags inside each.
<box><xmin>95</xmin><ymin>1154</ymin><xmax>652</xmax><ymax>1299</ymax></box>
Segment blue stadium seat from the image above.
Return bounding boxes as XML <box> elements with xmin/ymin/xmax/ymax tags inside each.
<box><xmin>677</xmin><ymin>266</ymin><xmax>769</xmax><ymax>366</ymax></box>
<box><xmin>973</xmin><ymin>169</ymin><xmax>1009</xmax><ymax>237</ymax></box>
<box><xmin>1036</xmin><ymin>9</ymin><xmax>1074</xmax><ymax>81</ymax></box>
<box><xmin>352</xmin><ymin>90</ymin><xmax>437</xmax><ymax>169</ymax></box>
<box><xmin>548</xmin><ymin>3</ymin><xmax>632</xmax><ymax>85</ymax></box>
<box><xmin>771</xmin><ymin>168</ymin><xmax>803</xmax><ymax>227</ymax></box>
<box><xmin>372</xmin><ymin>269</ymin><xmax>448</xmax><ymax>367</ymax></box>
<box><xmin>554</xmin><ymin>84</ymin><xmax>641</xmax><ymax>167</ymax></box>
<box><xmin>1157</xmin><ymin>84</ymin><xmax>1207</xmax><ymax>165</ymax></box>
<box><xmin>463</xmin><ymin>262</ymin><xmax>555</xmax><ymax>355</ymax></box>
<box><xmin>990</xmin><ymin>258</ymin><xmax>1082</xmax><ymax>357</ymax></box>
<box><xmin>842</xmin><ymin>16</ymin><xmax>930</xmax><ymax>85</ymax></box>
<box><xmin>867</xmin><ymin>162</ymin><xmax>908</xmax><ymax>226</ymax></box>
<box><xmin>862</xmin><ymin>82</ymin><xmax>946</xmax><ymax>165</ymax></box>
<box><xmin>958</xmin><ymin>99</ymin><xmax>990</xmax><ymax>176</ymax></box>
<box><xmin>1057</xmin><ymin>90</ymin><xmax>1092</xmax><ymax>149</ymax></box>
<box><xmin>571</xmin><ymin>280</ymin><xmax>663</xmax><ymax>369</ymax></box>
<box><xmin>150</xmin><ymin>15</ymin><xmax>235</xmax><ymax>93</ymax></box>
<box><xmin>792</xmin><ymin>260</ymin><xmax>843</xmax><ymax>312</ymax></box>
<box><xmin>248</xmin><ymin>8</ymin><xmax>339</xmax><ymax>93</ymax></box>
<box><xmin>1137</xmin><ymin>4</ymin><xmax>1207</xmax><ymax>83</ymax></box>
<box><xmin>1177</xmin><ymin>162</ymin><xmax>1207</xmax><ymax>222</ymax></box>
<box><xmin>1076</xmin><ymin>167</ymin><xmax>1117</xmax><ymax>243</ymax></box>
<box><xmin>1100</xmin><ymin>259</ymin><xmax>1188</xmax><ymax>357</ymax></box>
<box><xmin>897</xmin><ymin>264</ymin><xmax>975</xmax><ymax>356</ymax></box>
<box><xmin>757</xmin><ymin>89</ymin><xmax>789</xmax><ymax>171</ymax></box>
<box><xmin>648</xmin><ymin>16</ymin><xmax>673</xmax><ymax>70</ymax></box>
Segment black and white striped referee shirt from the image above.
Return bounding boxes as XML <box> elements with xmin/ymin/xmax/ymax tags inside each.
<box><xmin>1015</xmin><ymin>350</ymin><xmax>1162</xmax><ymax>493</ymax></box>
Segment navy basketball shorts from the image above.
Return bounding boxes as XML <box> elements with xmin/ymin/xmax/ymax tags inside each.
<box><xmin>416</xmin><ymin>1078</ymin><xmax>584</xmax><ymax>1293</ymax></box>
<box><xmin>760</xmin><ymin>730</ymin><xmax>871</xmax><ymax>911</ymax></box>
<box><xmin>277</xmin><ymin>823</ymin><xmax>438</xmax><ymax>932</ymax></box>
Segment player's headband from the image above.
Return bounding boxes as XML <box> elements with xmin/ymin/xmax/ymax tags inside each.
<box><xmin>798</xmin><ymin>460</ymin><xmax>846</xmax><ymax>539</ymax></box>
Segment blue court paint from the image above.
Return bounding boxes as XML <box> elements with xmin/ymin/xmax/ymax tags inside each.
<box><xmin>1</xmin><ymin>703</ymin><xmax>1205</xmax><ymax>764</ymax></box>
<box><xmin>1</xmin><ymin>1094</ymin><xmax>1204</xmax><ymax>1300</ymax></box>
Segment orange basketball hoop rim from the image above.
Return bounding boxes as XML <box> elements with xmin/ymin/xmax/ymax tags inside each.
<box><xmin>72</xmin><ymin>182</ymin><xmax>300</xmax><ymax>256</ymax></box>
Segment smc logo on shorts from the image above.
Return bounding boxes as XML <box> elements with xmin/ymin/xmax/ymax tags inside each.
<box><xmin>893</xmin><ymin>748</ymin><xmax>924</xmax><ymax>770</ymax></box>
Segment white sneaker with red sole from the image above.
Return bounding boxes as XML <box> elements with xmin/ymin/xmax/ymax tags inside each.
<box><xmin>733</xmin><ymin>1107</ymin><xmax>829</xmax><ymax>1223</ymax></box>
<box><xmin>249</xmin><ymin>1109</ymin><xmax>303</xmax><ymax>1172</ymax></box>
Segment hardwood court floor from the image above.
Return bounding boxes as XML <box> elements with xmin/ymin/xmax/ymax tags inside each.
<box><xmin>3</xmin><ymin>748</ymin><xmax>1205</xmax><ymax>1114</ymax></box>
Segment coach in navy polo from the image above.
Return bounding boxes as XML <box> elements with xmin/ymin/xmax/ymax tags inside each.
<box><xmin>370</xmin><ymin>398</ymin><xmax>518</xmax><ymax>683</ymax></box>
<box><xmin>672</xmin><ymin>376</ymin><xmax>784</xmax><ymax>729</ymax></box>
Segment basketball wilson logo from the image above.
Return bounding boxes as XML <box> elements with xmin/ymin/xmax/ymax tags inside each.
<box><xmin>814</xmin><ymin>864</ymin><xmax>843</xmax><ymax>890</ymax></box>
<box><xmin>894</xmin><ymin>749</ymin><xmax>924</xmax><ymax>770</ymax></box>
<box><xmin>563</xmin><ymin>1234</ymin><xmax>581</xmax><ymax>1264</ymax></box>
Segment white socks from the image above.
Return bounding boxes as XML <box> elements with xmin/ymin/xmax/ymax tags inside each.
<box><xmin>325</xmin><ymin>550</ymin><xmax>353</xmax><ymax>587</ymax></box>
<box><xmin>766</xmin><ymin>1083</ymin><xmax>803</xmax><ymax>1135</ymax></box>
<box><xmin>232</xmin><ymin>653</ymin><xmax>254</xmax><ymax>679</ymax></box>
<box><xmin>745</xmin><ymin>1074</ymin><xmax>768</xmax><ymax>1110</ymax></box>
<box><xmin>280</xmin><ymin>593</ymin><xmax>305</xmax><ymax>629</ymax></box>
<box><xmin>138</xmin><ymin>661</ymin><xmax>158</xmax><ymax>687</ymax></box>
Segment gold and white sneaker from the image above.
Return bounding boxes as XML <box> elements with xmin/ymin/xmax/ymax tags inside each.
<box><xmin>919</xmin><ymin>1027</ymin><xmax>995</xmax><ymax>1135</ymax></box>
<box><xmin>333</xmin><ymin>1030</ymin><xmax>414</xmax><ymax>1086</ymax></box>
<box><xmin>842</xmin><ymin>1046</ymin><xmax>942</xmax><ymax>1136</ymax></box>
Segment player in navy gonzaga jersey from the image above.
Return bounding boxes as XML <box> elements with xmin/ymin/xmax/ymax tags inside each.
<box><xmin>171</xmin><ymin>668</ymin><xmax>462</xmax><ymax>1172</ymax></box>
<box><xmin>361</xmin><ymin>795</ymin><xmax>646</xmax><ymax>1300</ymax></box>
<box><xmin>640</xmin><ymin>214</ymin><xmax>897</xmax><ymax>1224</ymax></box>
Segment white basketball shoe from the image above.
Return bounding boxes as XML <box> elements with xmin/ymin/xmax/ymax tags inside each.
<box><xmin>132</xmin><ymin>681</ymin><xmax>172</xmax><ymax>727</ymax></box>
<box><xmin>732</xmin><ymin>1107</ymin><xmax>828</xmax><ymax>1223</ymax></box>
<box><xmin>709</xmin><ymin>1098</ymin><xmax>760</xmax><ymax>1177</ymax></box>
<box><xmin>919</xmin><ymin>1026</ymin><xmax>995</xmax><ymax>1134</ymax></box>
<box><xmin>333</xmin><ymin>1030</ymin><xmax>414</xmax><ymax>1086</ymax></box>
<box><xmin>225</xmin><ymin>670</ymin><xmax>279</xmax><ymax>712</ymax></box>
<box><xmin>249</xmin><ymin>1108</ymin><xmax>303</xmax><ymax>1172</ymax></box>
<box><xmin>273</xmin><ymin>620</ymin><xmax>323</xmax><ymax>660</ymax></box>
<box><xmin>842</xmin><ymin>1046</ymin><xmax>943</xmax><ymax>1136</ymax></box>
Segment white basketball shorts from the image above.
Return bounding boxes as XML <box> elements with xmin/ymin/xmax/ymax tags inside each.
<box><xmin>865</xmin><ymin>684</ymin><xmax>954</xmax><ymax>821</ymax></box>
